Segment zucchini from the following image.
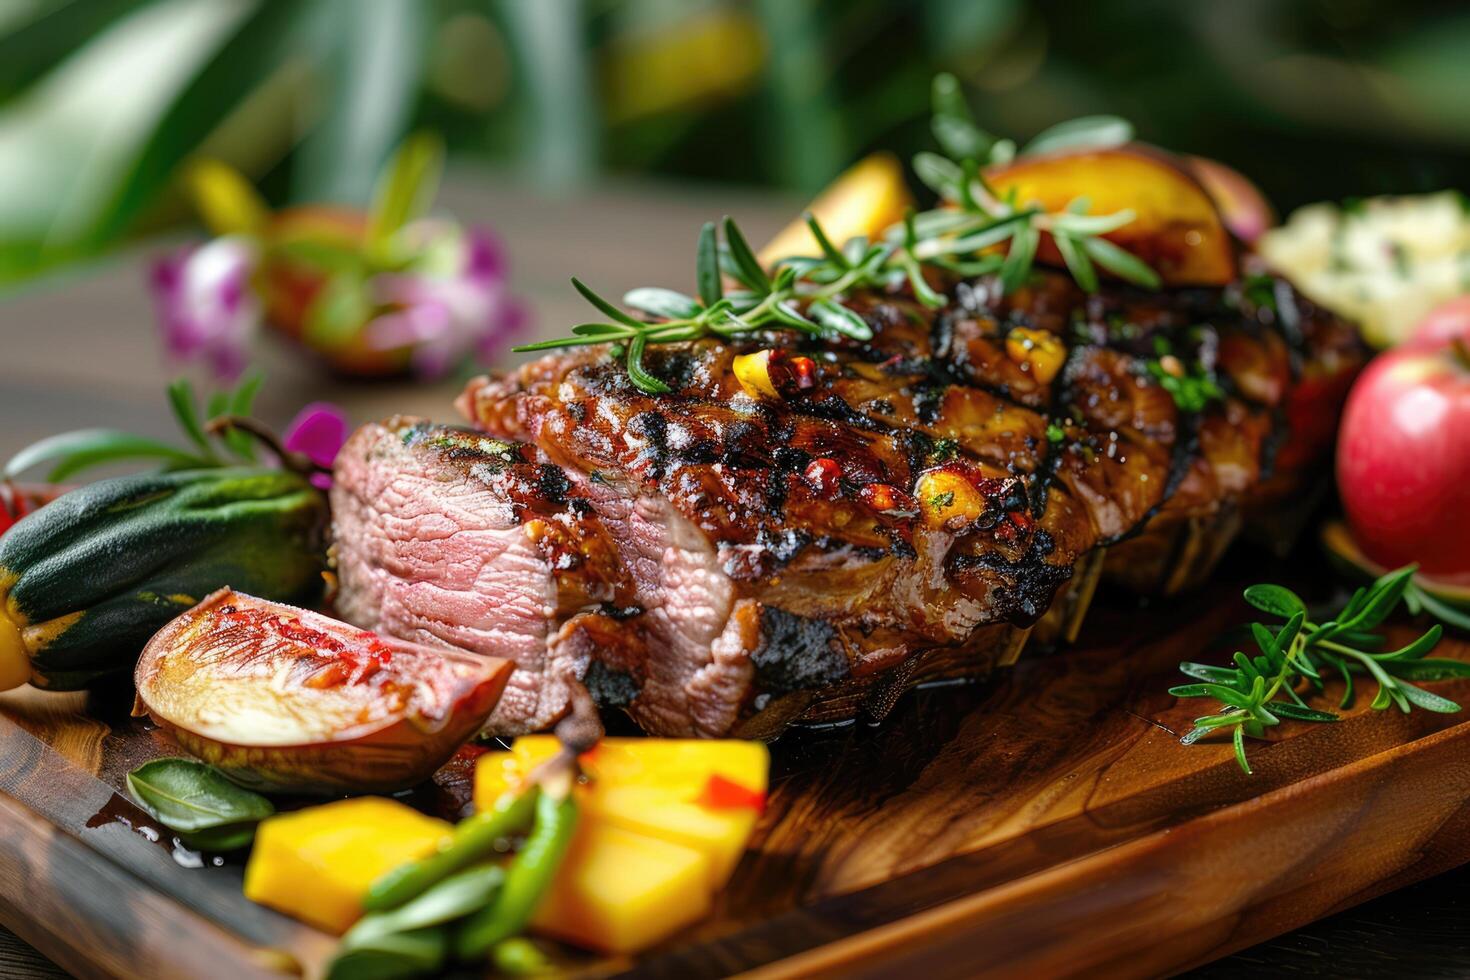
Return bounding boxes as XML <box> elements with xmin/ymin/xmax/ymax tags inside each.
<box><xmin>0</xmin><ymin>467</ymin><xmax>327</xmax><ymax>691</ymax></box>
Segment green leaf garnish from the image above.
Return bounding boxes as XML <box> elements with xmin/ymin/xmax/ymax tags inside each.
<box><xmin>1022</xmin><ymin>115</ymin><xmax>1134</xmax><ymax>157</ymax></box>
<box><xmin>517</xmin><ymin>74</ymin><xmax>1159</xmax><ymax>394</ymax></box>
<box><xmin>126</xmin><ymin>757</ymin><xmax>274</xmax><ymax>850</ymax></box>
<box><xmin>4</xmin><ymin>374</ymin><xmax>270</xmax><ymax>481</ymax></box>
<box><xmin>695</xmin><ymin>221</ymin><xmax>722</xmax><ymax>308</ymax></box>
<box><xmin>4</xmin><ymin>431</ymin><xmax>203</xmax><ymax>483</ymax></box>
<box><xmin>1172</xmin><ymin>565</ymin><xmax>1465</xmax><ymax>773</ymax></box>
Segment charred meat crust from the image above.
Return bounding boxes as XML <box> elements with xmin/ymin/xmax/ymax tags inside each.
<box><xmin>331</xmin><ymin>266</ymin><xmax>1362</xmax><ymax>736</ymax></box>
<box><xmin>461</xmin><ymin>268</ymin><xmax>1359</xmax><ymax>595</ymax></box>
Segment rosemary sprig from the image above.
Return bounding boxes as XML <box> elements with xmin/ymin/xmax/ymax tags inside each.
<box><xmin>515</xmin><ymin>74</ymin><xmax>1161</xmax><ymax>394</ymax></box>
<box><xmin>1173</xmin><ymin>565</ymin><xmax>1470</xmax><ymax>774</ymax></box>
<box><xmin>3</xmin><ymin>375</ymin><xmax>264</xmax><ymax>481</ymax></box>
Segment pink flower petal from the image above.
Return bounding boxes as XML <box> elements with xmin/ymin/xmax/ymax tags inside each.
<box><xmin>148</xmin><ymin>238</ymin><xmax>260</xmax><ymax>381</ymax></box>
<box><xmin>462</xmin><ymin>228</ymin><xmax>507</xmax><ymax>284</ymax></box>
<box><xmin>476</xmin><ymin>297</ymin><xmax>531</xmax><ymax>362</ymax></box>
<box><xmin>283</xmin><ymin>402</ymin><xmax>350</xmax><ymax>471</ymax></box>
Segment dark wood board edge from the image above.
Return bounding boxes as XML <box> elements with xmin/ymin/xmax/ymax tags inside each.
<box><xmin>0</xmin><ymin>706</ymin><xmax>335</xmax><ymax>978</ymax></box>
<box><xmin>0</xmin><ymin>791</ymin><xmax>300</xmax><ymax>980</ymax></box>
<box><xmin>735</xmin><ymin>719</ymin><xmax>1470</xmax><ymax>980</ymax></box>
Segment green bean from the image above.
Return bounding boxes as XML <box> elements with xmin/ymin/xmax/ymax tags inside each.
<box><xmin>454</xmin><ymin>789</ymin><xmax>578</xmax><ymax>959</ymax></box>
<box><xmin>323</xmin><ymin>926</ymin><xmax>448</xmax><ymax>980</ymax></box>
<box><xmin>363</xmin><ymin>788</ymin><xmax>538</xmax><ymax>912</ymax></box>
<box><xmin>349</xmin><ymin>864</ymin><xmax>504</xmax><ymax>944</ymax></box>
<box><xmin>492</xmin><ymin>937</ymin><xmax>552</xmax><ymax>975</ymax></box>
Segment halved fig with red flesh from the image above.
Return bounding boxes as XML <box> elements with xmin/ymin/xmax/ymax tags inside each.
<box><xmin>135</xmin><ymin>589</ymin><xmax>511</xmax><ymax>794</ymax></box>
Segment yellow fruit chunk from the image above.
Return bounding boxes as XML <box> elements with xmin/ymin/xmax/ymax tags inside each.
<box><xmin>476</xmin><ymin>737</ymin><xmax>768</xmax><ymax>887</ymax></box>
<box><xmin>594</xmin><ymin>785</ymin><xmax>757</xmax><ymax>886</ymax></box>
<box><xmin>759</xmin><ymin>152</ymin><xmax>914</xmax><ymax>267</ymax></box>
<box><xmin>0</xmin><ymin>604</ymin><xmax>28</xmax><ymax>692</ymax></box>
<box><xmin>1004</xmin><ymin>327</ymin><xmax>1066</xmax><ymax>385</ymax></box>
<box><xmin>243</xmin><ymin>797</ymin><xmax>450</xmax><ymax>934</ymax></box>
<box><xmin>530</xmin><ymin>820</ymin><xmax>713</xmax><ymax>955</ymax></box>
<box><xmin>732</xmin><ymin>350</ymin><xmax>780</xmax><ymax>399</ymax></box>
<box><xmin>471</xmin><ymin>750</ymin><xmax>522</xmax><ymax>802</ymax></box>
<box><xmin>914</xmin><ymin>469</ymin><xmax>987</xmax><ymax>529</ymax></box>
<box><xmin>987</xmin><ymin>146</ymin><xmax>1238</xmax><ymax>286</ymax></box>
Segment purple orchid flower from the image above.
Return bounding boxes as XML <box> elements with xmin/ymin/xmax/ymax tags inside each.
<box><xmin>150</xmin><ymin>237</ymin><xmax>260</xmax><ymax>381</ymax></box>
<box><xmin>363</xmin><ymin>225</ymin><xmax>529</xmax><ymax>378</ymax></box>
<box><xmin>282</xmin><ymin>402</ymin><xmax>349</xmax><ymax>489</ymax></box>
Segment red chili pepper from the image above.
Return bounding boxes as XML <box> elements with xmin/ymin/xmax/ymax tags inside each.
<box><xmin>994</xmin><ymin>510</ymin><xmax>1033</xmax><ymax>544</ymax></box>
<box><xmin>695</xmin><ymin>774</ymin><xmax>767</xmax><ymax>812</ymax></box>
<box><xmin>859</xmin><ymin>483</ymin><xmax>916</xmax><ymax>515</ymax></box>
<box><xmin>803</xmin><ymin>458</ymin><xmax>842</xmax><ymax>498</ymax></box>
<box><xmin>786</xmin><ymin>355</ymin><xmax>818</xmax><ymax>390</ymax></box>
<box><xmin>0</xmin><ymin>484</ymin><xmax>26</xmax><ymax>538</ymax></box>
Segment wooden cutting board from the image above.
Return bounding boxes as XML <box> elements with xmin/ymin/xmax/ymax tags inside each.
<box><xmin>1</xmin><ymin>565</ymin><xmax>1467</xmax><ymax>980</ymax></box>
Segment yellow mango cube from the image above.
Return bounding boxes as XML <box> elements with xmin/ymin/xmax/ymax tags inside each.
<box><xmin>243</xmin><ymin>797</ymin><xmax>451</xmax><ymax>934</ymax></box>
<box><xmin>732</xmin><ymin>349</ymin><xmax>780</xmax><ymax>400</ymax></box>
<box><xmin>531</xmin><ymin>820</ymin><xmax>713</xmax><ymax>955</ymax></box>
<box><xmin>471</xmin><ymin>750</ymin><xmax>523</xmax><ymax>802</ymax></box>
<box><xmin>476</xmin><ymin>737</ymin><xmax>766</xmax><ymax>886</ymax></box>
<box><xmin>593</xmin><ymin>785</ymin><xmax>757</xmax><ymax>886</ymax></box>
<box><xmin>914</xmin><ymin>469</ymin><xmax>988</xmax><ymax>529</ymax></box>
<box><xmin>507</xmin><ymin>736</ymin><xmax>769</xmax><ymax>800</ymax></box>
<box><xmin>1004</xmin><ymin>327</ymin><xmax>1067</xmax><ymax>385</ymax></box>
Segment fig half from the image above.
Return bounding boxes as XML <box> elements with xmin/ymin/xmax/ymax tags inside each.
<box><xmin>135</xmin><ymin>589</ymin><xmax>510</xmax><ymax>794</ymax></box>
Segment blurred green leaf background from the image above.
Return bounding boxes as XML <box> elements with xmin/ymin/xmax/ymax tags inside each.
<box><xmin>2</xmin><ymin>0</ymin><xmax>1468</xmax><ymax>288</ymax></box>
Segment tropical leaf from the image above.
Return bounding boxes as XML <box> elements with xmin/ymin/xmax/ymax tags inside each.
<box><xmin>0</xmin><ymin>0</ymin><xmax>148</xmax><ymax>101</ymax></box>
<box><xmin>293</xmin><ymin>0</ymin><xmax>428</xmax><ymax>205</ymax></box>
<box><xmin>88</xmin><ymin>0</ymin><xmax>317</xmax><ymax>246</ymax></box>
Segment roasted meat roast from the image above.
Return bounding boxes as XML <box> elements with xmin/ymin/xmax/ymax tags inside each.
<box><xmin>331</xmin><ymin>264</ymin><xmax>1363</xmax><ymax>737</ymax></box>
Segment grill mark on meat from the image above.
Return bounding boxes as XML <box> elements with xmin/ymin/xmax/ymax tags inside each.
<box><xmin>465</xmin><ymin>268</ymin><xmax>1354</xmax><ymax>569</ymax></box>
<box><xmin>314</xmin><ymin>263</ymin><xmax>1367</xmax><ymax>737</ymax></box>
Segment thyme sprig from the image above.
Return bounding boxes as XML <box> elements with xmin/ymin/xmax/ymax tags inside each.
<box><xmin>1173</xmin><ymin>565</ymin><xmax>1470</xmax><ymax>774</ymax></box>
<box><xmin>515</xmin><ymin>74</ymin><xmax>1161</xmax><ymax>394</ymax></box>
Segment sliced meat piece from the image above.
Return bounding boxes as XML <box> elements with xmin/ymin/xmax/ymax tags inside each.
<box><xmin>331</xmin><ymin>417</ymin><xmax>827</xmax><ymax>737</ymax></box>
<box><xmin>331</xmin><ymin>418</ymin><xmax>597</xmax><ymax>733</ymax></box>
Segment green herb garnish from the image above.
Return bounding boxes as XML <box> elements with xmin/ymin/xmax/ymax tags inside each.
<box><xmin>1146</xmin><ymin>356</ymin><xmax>1224</xmax><ymax>413</ymax></box>
<box><xmin>1172</xmin><ymin>566</ymin><xmax>1469</xmax><ymax>774</ymax></box>
<box><xmin>517</xmin><ymin>74</ymin><xmax>1160</xmax><ymax>394</ymax></box>
<box><xmin>125</xmin><ymin>757</ymin><xmax>275</xmax><ymax>851</ymax></box>
<box><xmin>930</xmin><ymin>438</ymin><xmax>960</xmax><ymax>463</ymax></box>
<box><xmin>4</xmin><ymin>375</ymin><xmax>263</xmax><ymax>481</ymax></box>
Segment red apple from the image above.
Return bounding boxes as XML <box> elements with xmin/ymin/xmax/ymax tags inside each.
<box><xmin>1408</xmin><ymin>295</ymin><xmax>1470</xmax><ymax>350</ymax></box>
<box><xmin>1336</xmin><ymin>324</ymin><xmax>1470</xmax><ymax>586</ymax></box>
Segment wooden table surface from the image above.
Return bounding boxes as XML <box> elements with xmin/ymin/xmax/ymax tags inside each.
<box><xmin>0</xmin><ymin>171</ymin><xmax>1465</xmax><ymax>978</ymax></box>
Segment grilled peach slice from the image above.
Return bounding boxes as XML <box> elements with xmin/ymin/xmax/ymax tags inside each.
<box><xmin>1185</xmin><ymin>155</ymin><xmax>1275</xmax><ymax>245</ymax></box>
<box><xmin>134</xmin><ymin>589</ymin><xmax>510</xmax><ymax>794</ymax></box>
<box><xmin>987</xmin><ymin>145</ymin><xmax>1239</xmax><ymax>286</ymax></box>
<box><xmin>759</xmin><ymin>152</ymin><xmax>914</xmax><ymax>267</ymax></box>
